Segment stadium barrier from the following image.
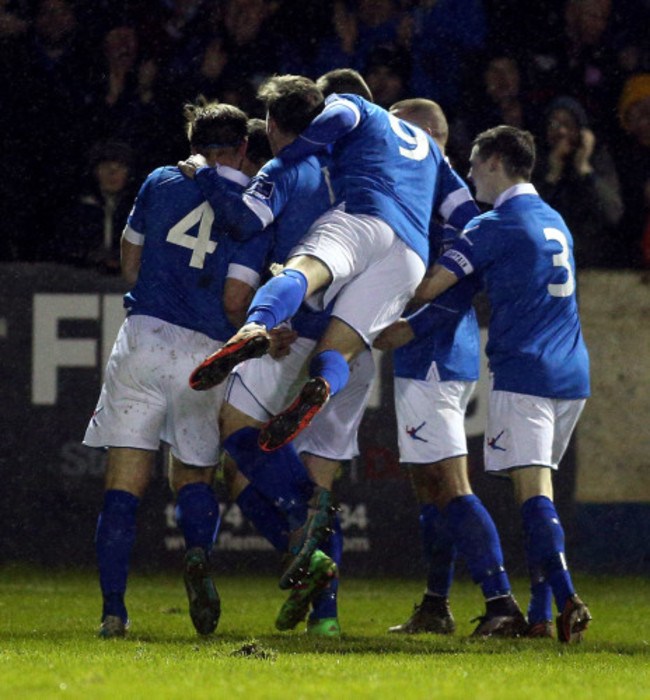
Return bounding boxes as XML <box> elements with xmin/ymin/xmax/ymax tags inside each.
<box><xmin>0</xmin><ymin>264</ymin><xmax>646</xmax><ymax>574</ymax></box>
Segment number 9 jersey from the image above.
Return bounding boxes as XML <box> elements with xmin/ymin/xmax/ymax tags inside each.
<box><xmin>123</xmin><ymin>165</ymin><xmax>271</xmax><ymax>341</ymax></box>
<box><xmin>438</xmin><ymin>183</ymin><xmax>590</xmax><ymax>399</ymax></box>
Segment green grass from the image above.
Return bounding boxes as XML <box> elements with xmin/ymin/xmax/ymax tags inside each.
<box><xmin>0</xmin><ymin>565</ymin><xmax>648</xmax><ymax>699</ymax></box>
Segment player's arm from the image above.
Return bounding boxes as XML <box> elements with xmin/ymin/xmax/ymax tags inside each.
<box><xmin>195</xmin><ymin>166</ymin><xmax>264</xmax><ymax>240</ymax></box>
<box><xmin>120</xmin><ymin>220</ymin><xmax>145</xmax><ymax>287</ymax></box>
<box><xmin>412</xmin><ymin>264</ymin><xmax>459</xmax><ymax>306</ymax></box>
<box><xmin>223</xmin><ymin>277</ymin><xmax>255</xmax><ymax>328</ymax></box>
<box><xmin>373</xmin><ymin>271</ymin><xmax>463</xmax><ymax>351</ymax></box>
<box><xmin>177</xmin><ymin>157</ymin><xmax>265</xmax><ymax>241</ymax></box>
<box><xmin>278</xmin><ymin>95</ymin><xmax>361</xmax><ymax>161</ymax></box>
<box><xmin>435</xmin><ymin>164</ymin><xmax>480</xmax><ymax>230</ymax></box>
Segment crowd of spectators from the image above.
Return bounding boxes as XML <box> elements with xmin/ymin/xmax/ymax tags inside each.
<box><xmin>1</xmin><ymin>0</ymin><xmax>649</xmax><ymax>269</ymax></box>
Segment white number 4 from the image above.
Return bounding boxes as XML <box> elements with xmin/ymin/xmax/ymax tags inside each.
<box><xmin>544</xmin><ymin>227</ymin><xmax>575</xmax><ymax>297</ymax></box>
<box><xmin>166</xmin><ymin>202</ymin><xmax>217</xmax><ymax>269</ymax></box>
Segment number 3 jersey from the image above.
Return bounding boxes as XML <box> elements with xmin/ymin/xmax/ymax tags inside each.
<box><xmin>123</xmin><ymin>165</ymin><xmax>271</xmax><ymax>341</ymax></box>
<box><xmin>438</xmin><ymin>184</ymin><xmax>590</xmax><ymax>399</ymax></box>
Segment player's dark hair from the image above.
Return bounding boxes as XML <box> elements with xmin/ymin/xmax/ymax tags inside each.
<box><xmin>317</xmin><ymin>68</ymin><xmax>374</xmax><ymax>102</ymax></box>
<box><xmin>473</xmin><ymin>125</ymin><xmax>536</xmax><ymax>179</ymax></box>
<box><xmin>184</xmin><ymin>97</ymin><xmax>248</xmax><ymax>155</ymax></box>
<box><xmin>257</xmin><ymin>75</ymin><xmax>324</xmax><ymax>135</ymax></box>
<box><xmin>246</xmin><ymin>118</ymin><xmax>273</xmax><ymax>168</ymax></box>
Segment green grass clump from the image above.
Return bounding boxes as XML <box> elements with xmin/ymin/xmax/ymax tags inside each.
<box><xmin>0</xmin><ymin>565</ymin><xmax>648</xmax><ymax>699</ymax></box>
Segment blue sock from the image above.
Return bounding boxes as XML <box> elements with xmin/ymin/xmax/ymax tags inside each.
<box><xmin>236</xmin><ymin>484</ymin><xmax>289</xmax><ymax>551</ymax></box>
<box><xmin>223</xmin><ymin>426</ymin><xmax>313</xmax><ymax>531</ymax></box>
<box><xmin>445</xmin><ymin>494</ymin><xmax>511</xmax><ymax>599</ymax></box>
<box><xmin>527</xmin><ymin>566</ymin><xmax>553</xmax><ymax>624</ymax></box>
<box><xmin>521</xmin><ymin>495</ymin><xmax>575</xmax><ymax>612</ymax></box>
<box><xmin>309</xmin><ymin>350</ymin><xmax>350</xmax><ymax>396</ymax></box>
<box><xmin>175</xmin><ymin>482</ymin><xmax>220</xmax><ymax>557</ymax></box>
<box><xmin>247</xmin><ymin>269</ymin><xmax>308</xmax><ymax>329</ymax></box>
<box><xmin>310</xmin><ymin>513</ymin><xmax>342</xmax><ymax>621</ymax></box>
<box><xmin>95</xmin><ymin>489</ymin><xmax>139</xmax><ymax>622</ymax></box>
<box><xmin>420</xmin><ymin>503</ymin><xmax>456</xmax><ymax>597</ymax></box>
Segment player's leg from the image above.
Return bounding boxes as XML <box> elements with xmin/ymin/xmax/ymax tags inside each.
<box><xmin>423</xmin><ymin>457</ymin><xmax>527</xmax><ymax>638</ymax></box>
<box><xmin>300</xmin><ymin>455</ymin><xmax>342</xmax><ymax>637</ymax></box>
<box><xmin>260</xmin><ymin>223</ymin><xmax>424</xmax><ymax>452</ymax></box>
<box><xmin>190</xmin><ymin>255</ymin><xmax>332</xmax><ymax>390</ymax></box>
<box><xmin>259</xmin><ymin>318</ymin><xmax>361</xmax><ymax>451</ymax></box>
<box><xmin>169</xmin><ymin>456</ymin><xmax>221</xmax><ymax>636</ymax></box>
<box><xmin>282</xmin><ymin>350</ymin><xmax>374</xmax><ymax>635</ymax></box>
<box><xmin>511</xmin><ymin>465</ymin><xmax>591</xmax><ymax>643</ymax></box>
<box><xmin>96</xmin><ymin>447</ymin><xmax>154</xmax><ymax>637</ymax></box>
<box><xmin>389</xmin><ymin>460</ymin><xmax>459</xmax><ymax>634</ymax></box>
<box><xmin>220</xmin><ymin>380</ymin><xmax>334</xmax><ymax>591</ymax></box>
<box><xmin>487</xmin><ymin>390</ymin><xmax>590</xmax><ymax>641</ymax></box>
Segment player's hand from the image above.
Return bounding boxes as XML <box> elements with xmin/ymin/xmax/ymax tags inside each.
<box><xmin>268</xmin><ymin>327</ymin><xmax>299</xmax><ymax>359</ymax></box>
<box><xmin>178</xmin><ymin>154</ymin><xmax>207</xmax><ymax>179</ymax></box>
<box><xmin>373</xmin><ymin>319</ymin><xmax>415</xmax><ymax>351</ymax></box>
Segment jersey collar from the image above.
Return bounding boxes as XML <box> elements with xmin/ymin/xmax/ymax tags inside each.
<box><xmin>494</xmin><ymin>182</ymin><xmax>537</xmax><ymax>209</ymax></box>
<box><xmin>215</xmin><ymin>163</ymin><xmax>250</xmax><ymax>186</ymax></box>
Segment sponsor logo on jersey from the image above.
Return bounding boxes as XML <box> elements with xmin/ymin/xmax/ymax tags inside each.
<box><xmin>246</xmin><ymin>175</ymin><xmax>274</xmax><ymax>200</ymax></box>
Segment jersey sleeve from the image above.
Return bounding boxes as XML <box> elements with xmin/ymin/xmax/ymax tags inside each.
<box><xmin>194</xmin><ymin>166</ymin><xmax>264</xmax><ymax>240</ymax></box>
<box><xmin>240</xmin><ymin>159</ymin><xmax>297</xmax><ymax>229</ymax></box>
<box><xmin>124</xmin><ymin>170</ymin><xmax>158</xmax><ymax>245</ymax></box>
<box><xmin>434</xmin><ymin>163</ymin><xmax>480</xmax><ymax>230</ymax></box>
<box><xmin>278</xmin><ymin>94</ymin><xmax>362</xmax><ymax>161</ymax></box>
<box><xmin>228</xmin><ymin>228</ymin><xmax>273</xmax><ymax>287</ymax></box>
<box><xmin>437</xmin><ymin>218</ymin><xmax>491</xmax><ymax>279</ymax></box>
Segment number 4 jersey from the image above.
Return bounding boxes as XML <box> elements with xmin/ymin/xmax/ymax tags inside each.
<box><xmin>123</xmin><ymin>165</ymin><xmax>271</xmax><ymax>341</ymax></box>
<box><xmin>438</xmin><ymin>184</ymin><xmax>590</xmax><ymax>399</ymax></box>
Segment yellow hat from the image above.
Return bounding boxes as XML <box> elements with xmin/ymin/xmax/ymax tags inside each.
<box><xmin>618</xmin><ymin>73</ymin><xmax>650</xmax><ymax>130</ymax></box>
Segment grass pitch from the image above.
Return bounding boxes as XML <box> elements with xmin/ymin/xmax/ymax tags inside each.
<box><xmin>0</xmin><ymin>565</ymin><xmax>648</xmax><ymax>699</ymax></box>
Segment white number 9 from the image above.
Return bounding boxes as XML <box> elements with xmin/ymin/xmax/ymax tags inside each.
<box><xmin>388</xmin><ymin>113</ymin><xmax>429</xmax><ymax>161</ymax></box>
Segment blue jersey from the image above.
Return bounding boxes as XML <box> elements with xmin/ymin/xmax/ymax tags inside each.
<box><xmin>124</xmin><ymin>165</ymin><xmax>270</xmax><ymax>341</ymax></box>
<box><xmin>393</xmin><ymin>218</ymin><xmax>481</xmax><ymax>382</ymax></box>
<box><xmin>195</xmin><ymin>153</ymin><xmax>336</xmax><ymax>340</ymax></box>
<box><xmin>280</xmin><ymin>94</ymin><xmax>477</xmax><ymax>264</ymax></box>
<box><xmin>438</xmin><ymin>184</ymin><xmax>590</xmax><ymax>399</ymax></box>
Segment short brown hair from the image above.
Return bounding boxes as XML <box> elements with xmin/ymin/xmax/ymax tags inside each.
<box><xmin>257</xmin><ymin>75</ymin><xmax>324</xmax><ymax>135</ymax></box>
<box><xmin>317</xmin><ymin>68</ymin><xmax>374</xmax><ymax>102</ymax></box>
<box><xmin>184</xmin><ymin>97</ymin><xmax>248</xmax><ymax>155</ymax></box>
<box><xmin>473</xmin><ymin>125</ymin><xmax>536</xmax><ymax>179</ymax></box>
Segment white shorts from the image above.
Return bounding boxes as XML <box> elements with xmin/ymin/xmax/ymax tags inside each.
<box><xmin>395</xmin><ymin>375</ymin><xmax>476</xmax><ymax>464</ymax></box>
<box><xmin>225</xmin><ymin>337</ymin><xmax>375</xmax><ymax>461</ymax></box>
<box><xmin>83</xmin><ymin>315</ymin><xmax>226</xmax><ymax>467</ymax></box>
<box><xmin>484</xmin><ymin>386</ymin><xmax>586</xmax><ymax>473</ymax></box>
<box><xmin>290</xmin><ymin>208</ymin><xmax>426</xmax><ymax>345</ymax></box>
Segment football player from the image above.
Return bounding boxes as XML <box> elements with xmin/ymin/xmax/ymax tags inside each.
<box><xmin>84</xmin><ymin>101</ymin><xmax>271</xmax><ymax>638</ymax></box>
<box><xmin>377</xmin><ymin>125</ymin><xmax>592</xmax><ymax>643</ymax></box>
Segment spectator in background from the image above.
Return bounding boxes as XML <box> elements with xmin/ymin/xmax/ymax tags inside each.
<box><xmin>615</xmin><ymin>74</ymin><xmax>650</xmax><ymax>268</ymax></box>
<box><xmin>533</xmin><ymin>95</ymin><xmax>623</xmax><ymax>268</ymax></box>
<box><xmin>309</xmin><ymin>0</ymin><xmax>405</xmax><ymax>79</ymax></box>
<box><xmin>9</xmin><ymin>0</ymin><xmax>96</xmax><ymax>260</ymax></box>
<box><xmin>363</xmin><ymin>45</ymin><xmax>409</xmax><ymax>108</ymax></box>
<box><xmin>525</xmin><ymin>0</ymin><xmax>623</xmax><ymax>133</ymax></box>
<box><xmin>452</xmin><ymin>54</ymin><xmax>539</xmax><ymax>171</ymax></box>
<box><xmin>86</xmin><ymin>25</ymin><xmax>169</xmax><ymax>176</ymax></box>
<box><xmin>407</xmin><ymin>0</ymin><xmax>487</xmax><ymax>117</ymax></box>
<box><xmin>54</xmin><ymin>141</ymin><xmax>136</xmax><ymax>272</ymax></box>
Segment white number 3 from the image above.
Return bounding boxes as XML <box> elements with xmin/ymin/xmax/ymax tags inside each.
<box><xmin>166</xmin><ymin>202</ymin><xmax>217</xmax><ymax>269</ymax></box>
<box><xmin>544</xmin><ymin>227</ymin><xmax>575</xmax><ymax>297</ymax></box>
